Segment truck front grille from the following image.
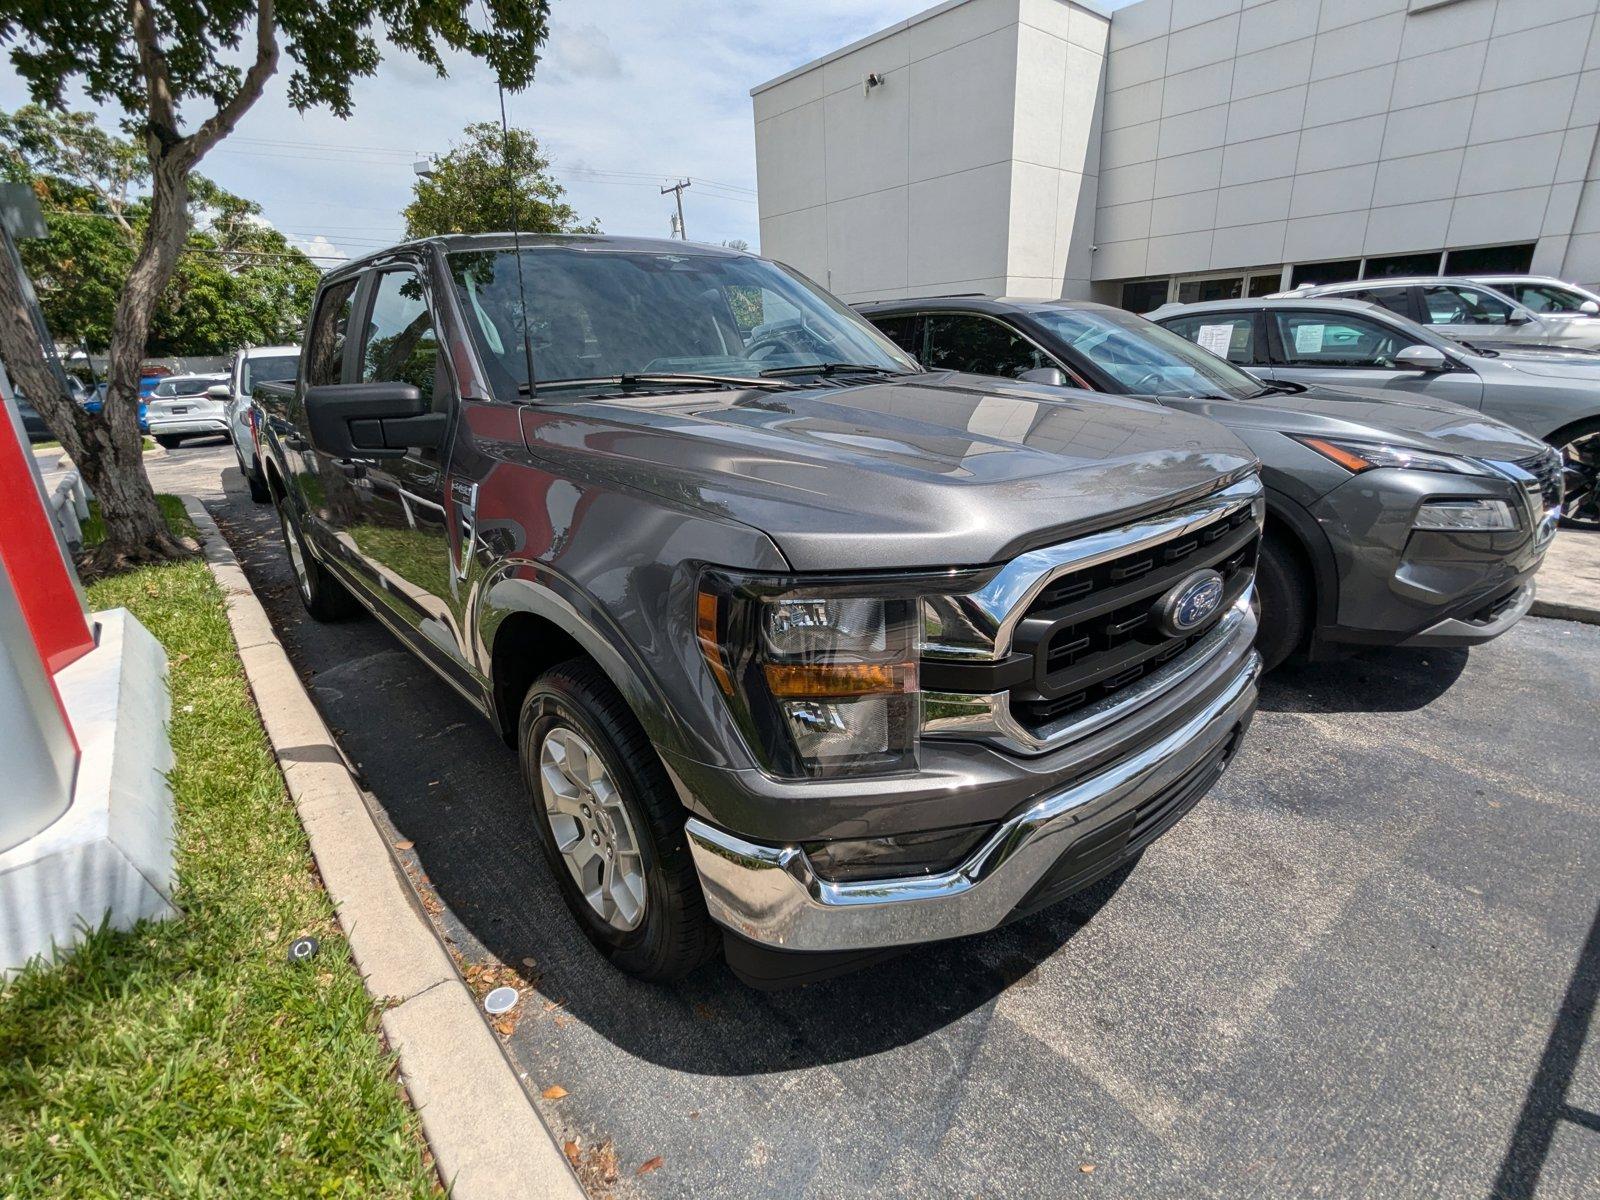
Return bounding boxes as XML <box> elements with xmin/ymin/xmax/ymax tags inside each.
<box><xmin>1008</xmin><ymin>505</ymin><xmax>1258</xmax><ymax>731</ymax></box>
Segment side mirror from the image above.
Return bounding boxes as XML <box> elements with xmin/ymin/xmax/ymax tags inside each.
<box><xmin>303</xmin><ymin>382</ymin><xmax>445</xmax><ymax>458</ymax></box>
<box><xmin>1580</xmin><ymin>300</ymin><xmax>1599</xmax><ymax>315</ymax></box>
<box><xmin>1506</xmin><ymin>312</ymin><xmax>1533</xmax><ymax>326</ymax></box>
<box><xmin>1393</xmin><ymin>345</ymin><xmax>1450</xmax><ymax>373</ymax></box>
<box><xmin>1016</xmin><ymin>366</ymin><xmax>1068</xmax><ymax>388</ymax></box>
<box><xmin>205</xmin><ymin>383</ymin><xmax>232</xmax><ymax>400</ymax></box>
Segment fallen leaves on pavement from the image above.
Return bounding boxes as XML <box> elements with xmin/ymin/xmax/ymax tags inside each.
<box><xmin>542</xmin><ymin>1085</ymin><xmax>569</xmax><ymax>1100</ymax></box>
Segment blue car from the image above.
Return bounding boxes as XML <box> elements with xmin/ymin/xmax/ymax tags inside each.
<box><xmin>81</xmin><ymin>382</ymin><xmax>150</xmax><ymax>433</ymax></box>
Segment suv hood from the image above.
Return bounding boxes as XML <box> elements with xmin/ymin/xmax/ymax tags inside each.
<box><xmin>1153</xmin><ymin>381</ymin><xmax>1544</xmax><ymax>462</ymax></box>
<box><xmin>518</xmin><ymin>371</ymin><xmax>1255</xmax><ymax>570</ymax></box>
<box><xmin>1494</xmin><ymin>350</ymin><xmax>1600</xmax><ymax>380</ymax></box>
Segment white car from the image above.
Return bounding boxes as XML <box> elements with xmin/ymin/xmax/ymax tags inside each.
<box><xmin>146</xmin><ymin>373</ymin><xmax>230</xmax><ymax>448</ymax></box>
<box><xmin>225</xmin><ymin>345</ymin><xmax>299</xmax><ymax>503</ymax></box>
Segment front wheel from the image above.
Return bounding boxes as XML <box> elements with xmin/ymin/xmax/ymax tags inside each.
<box><xmin>519</xmin><ymin>659</ymin><xmax>718</xmax><ymax>982</ymax></box>
<box><xmin>1251</xmin><ymin>535</ymin><xmax>1311</xmax><ymax>672</ymax></box>
<box><xmin>274</xmin><ymin>497</ymin><xmax>361</xmax><ymax>621</ymax></box>
<box><xmin>1553</xmin><ymin>419</ymin><xmax>1600</xmax><ymax>527</ymax></box>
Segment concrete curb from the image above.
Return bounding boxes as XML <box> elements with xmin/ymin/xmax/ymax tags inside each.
<box><xmin>179</xmin><ymin>496</ymin><xmax>585</xmax><ymax>1200</ymax></box>
<box><xmin>1530</xmin><ymin>597</ymin><xmax>1600</xmax><ymax>625</ymax></box>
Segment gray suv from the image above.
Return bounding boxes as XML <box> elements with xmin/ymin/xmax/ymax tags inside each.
<box><xmin>1151</xmin><ymin>296</ymin><xmax>1600</xmax><ymax>526</ymax></box>
<box><xmin>253</xmin><ymin>235</ymin><xmax>1264</xmax><ymax>986</ymax></box>
<box><xmin>859</xmin><ymin>297</ymin><xmax>1558</xmax><ymax>670</ymax></box>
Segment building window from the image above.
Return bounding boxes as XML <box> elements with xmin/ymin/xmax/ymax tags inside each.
<box><xmin>1364</xmin><ymin>251</ymin><xmax>1442</xmax><ymax>278</ymax></box>
<box><xmin>1444</xmin><ymin>243</ymin><xmax>1536</xmax><ymax>275</ymax></box>
<box><xmin>1290</xmin><ymin>259</ymin><xmax>1362</xmax><ymax>288</ymax></box>
<box><xmin>1248</xmin><ymin>273</ymin><xmax>1282</xmax><ymax>297</ymax></box>
<box><xmin>1119</xmin><ymin>279</ymin><xmax>1170</xmax><ymax>314</ymax></box>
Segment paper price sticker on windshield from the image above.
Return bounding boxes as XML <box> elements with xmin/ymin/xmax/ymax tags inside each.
<box><xmin>1196</xmin><ymin>324</ymin><xmax>1235</xmax><ymax>357</ymax></box>
<box><xmin>1293</xmin><ymin>323</ymin><xmax>1326</xmax><ymax>354</ymax></box>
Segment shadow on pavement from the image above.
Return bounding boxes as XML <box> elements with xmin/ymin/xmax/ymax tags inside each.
<box><xmin>1260</xmin><ymin>645</ymin><xmax>1469</xmax><ymax>714</ymax></box>
<box><xmin>1489</xmin><ymin>898</ymin><xmax>1600</xmax><ymax>1200</ymax></box>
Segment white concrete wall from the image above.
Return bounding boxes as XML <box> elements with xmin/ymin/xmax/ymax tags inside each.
<box><xmin>753</xmin><ymin>0</ymin><xmax>1110</xmax><ymax>303</ymax></box>
<box><xmin>1095</xmin><ymin>0</ymin><xmax>1600</xmax><ymax>285</ymax></box>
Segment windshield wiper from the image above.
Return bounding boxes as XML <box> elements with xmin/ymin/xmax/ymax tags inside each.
<box><xmin>758</xmin><ymin>362</ymin><xmax>907</xmax><ymax>379</ymax></box>
<box><xmin>1254</xmin><ymin>380</ymin><xmax>1306</xmax><ymax>396</ymax></box>
<box><xmin>521</xmin><ymin>372</ymin><xmax>796</xmax><ymax>396</ymax></box>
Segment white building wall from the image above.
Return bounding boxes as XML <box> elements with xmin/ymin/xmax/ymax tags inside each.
<box><xmin>753</xmin><ymin>0</ymin><xmax>1111</xmax><ymax>303</ymax></box>
<box><xmin>1095</xmin><ymin>0</ymin><xmax>1600</xmax><ymax>288</ymax></box>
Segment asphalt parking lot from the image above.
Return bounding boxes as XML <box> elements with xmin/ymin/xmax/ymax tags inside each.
<box><xmin>184</xmin><ymin>446</ymin><xmax>1600</xmax><ymax>1200</ymax></box>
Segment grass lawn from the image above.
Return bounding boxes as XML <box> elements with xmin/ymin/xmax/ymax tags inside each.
<box><xmin>0</xmin><ymin>500</ymin><xmax>438</xmax><ymax>1197</ymax></box>
<box><xmin>33</xmin><ymin>437</ymin><xmax>156</xmax><ymax>452</ymax></box>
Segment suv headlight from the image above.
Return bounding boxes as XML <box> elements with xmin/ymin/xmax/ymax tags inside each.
<box><xmin>1292</xmin><ymin>435</ymin><xmax>1492</xmax><ymax>477</ymax></box>
<box><xmin>1413</xmin><ymin>499</ymin><xmax>1518</xmax><ymax>531</ymax></box>
<box><xmin>696</xmin><ymin>571</ymin><xmax>928</xmax><ymax>778</ymax></box>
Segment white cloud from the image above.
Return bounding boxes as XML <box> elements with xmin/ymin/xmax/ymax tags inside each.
<box><xmin>285</xmin><ymin>234</ymin><xmax>349</xmax><ymax>264</ymax></box>
<box><xmin>545</xmin><ymin>23</ymin><xmax>624</xmax><ymax>81</ymax></box>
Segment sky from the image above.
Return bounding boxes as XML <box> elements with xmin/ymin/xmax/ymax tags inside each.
<box><xmin>0</xmin><ymin>0</ymin><xmax>1133</xmax><ymax>265</ymax></box>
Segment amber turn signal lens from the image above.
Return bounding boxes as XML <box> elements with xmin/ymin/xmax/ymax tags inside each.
<box><xmin>696</xmin><ymin>591</ymin><xmax>735</xmax><ymax>695</ymax></box>
<box><xmin>1298</xmin><ymin>437</ymin><xmax>1374</xmax><ymax>473</ymax></box>
<box><xmin>762</xmin><ymin>661</ymin><xmax>916</xmax><ymax>699</ymax></box>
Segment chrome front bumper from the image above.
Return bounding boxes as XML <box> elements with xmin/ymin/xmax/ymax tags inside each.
<box><xmin>685</xmin><ymin>647</ymin><xmax>1261</xmax><ymax>954</ymax></box>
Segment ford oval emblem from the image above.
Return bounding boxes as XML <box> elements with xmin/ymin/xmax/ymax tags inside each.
<box><xmin>1154</xmin><ymin>569</ymin><xmax>1225</xmax><ymax>636</ymax></box>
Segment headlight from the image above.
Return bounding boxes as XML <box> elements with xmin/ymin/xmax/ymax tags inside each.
<box><xmin>1413</xmin><ymin>499</ymin><xmax>1518</xmax><ymax>531</ymax></box>
<box><xmin>696</xmin><ymin>572</ymin><xmax>924</xmax><ymax>778</ymax></box>
<box><xmin>1292</xmin><ymin>435</ymin><xmax>1491</xmax><ymax>477</ymax></box>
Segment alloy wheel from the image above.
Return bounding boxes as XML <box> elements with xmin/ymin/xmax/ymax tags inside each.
<box><xmin>538</xmin><ymin>725</ymin><xmax>647</xmax><ymax>932</ymax></box>
<box><xmin>278</xmin><ymin>508</ymin><xmax>312</xmax><ymax>603</ymax></box>
<box><xmin>1561</xmin><ymin>429</ymin><xmax>1600</xmax><ymax>526</ymax></box>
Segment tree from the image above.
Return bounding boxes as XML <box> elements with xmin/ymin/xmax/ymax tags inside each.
<box><xmin>0</xmin><ymin>2</ymin><xmax>550</xmax><ymax>572</ymax></box>
<box><xmin>403</xmin><ymin>121</ymin><xmax>596</xmax><ymax>238</ymax></box>
<box><xmin>2</xmin><ymin>107</ymin><xmax>322</xmax><ymax>358</ymax></box>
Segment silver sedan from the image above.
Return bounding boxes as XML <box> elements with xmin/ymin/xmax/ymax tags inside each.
<box><xmin>1152</xmin><ymin>296</ymin><xmax>1600</xmax><ymax>525</ymax></box>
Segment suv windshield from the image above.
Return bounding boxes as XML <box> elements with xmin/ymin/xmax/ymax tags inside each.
<box><xmin>1029</xmin><ymin>307</ymin><xmax>1266</xmax><ymax>400</ymax></box>
<box><xmin>448</xmin><ymin>245</ymin><xmax>918</xmax><ymax>394</ymax></box>
<box><xmin>243</xmin><ymin>355</ymin><xmax>298</xmax><ymax>392</ymax></box>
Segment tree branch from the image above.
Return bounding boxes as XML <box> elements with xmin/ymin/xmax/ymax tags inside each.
<box><xmin>127</xmin><ymin>0</ymin><xmax>179</xmax><ymax>147</ymax></box>
<box><xmin>190</xmin><ymin>0</ymin><xmax>279</xmax><ymax>162</ymax></box>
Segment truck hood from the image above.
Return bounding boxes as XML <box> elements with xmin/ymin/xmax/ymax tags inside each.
<box><xmin>518</xmin><ymin>371</ymin><xmax>1255</xmax><ymax>570</ymax></box>
<box><xmin>1153</xmin><ymin>381</ymin><xmax>1544</xmax><ymax>462</ymax></box>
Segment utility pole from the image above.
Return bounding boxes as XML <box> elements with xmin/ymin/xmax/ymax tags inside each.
<box><xmin>661</xmin><ymin>179</ymin><xmax>691</xmax><ymax>240</ymax></box>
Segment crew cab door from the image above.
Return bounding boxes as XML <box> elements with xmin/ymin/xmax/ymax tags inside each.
<box><xmin>1264</xmin><ymin>308</ymin><xmax>1486</xmax><ymax>408</ymax></box>
<box><xmin>341</xmin><ymin>264</ymin><xmax>463</xmax><ymax>663</ymax></box>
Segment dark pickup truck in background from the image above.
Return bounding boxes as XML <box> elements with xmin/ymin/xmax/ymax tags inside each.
<box><xmin>253</xmin><ymin>234</ymin><xmax>1264</xmax><ymax>986</ymax></box>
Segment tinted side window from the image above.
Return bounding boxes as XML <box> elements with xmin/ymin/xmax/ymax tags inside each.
<box><xmin>361</xmin><ymin>269</ymin><xmax>442</xmax><ymax>405</ymax></box>
<box><xmin>1271</xmin><ymin>311</ymin><xmax>1417</xmax><ymax>368</ymax></box>
<box><xmin>307</xmin><ymin>279</ymin><xmax>357</xmax><ymax>387</ymax></box>
<box><xmin>924</xmin><ymin>315</ymin><xmax>1049</xmax><ymax>377</ymax></box>
<box><xmin>869</xmin><ymin>314</ymin><xmax>922</xmax><ymax>360</ymax></box>
<box><xmin>1160</xmin><ymin>314</ymin><xmax>1257</xmax><ymax>365</ymax></box>
<box><xmin>1422</xmin><ymin>285</ymin><xmax>1514</xmax><ymax>326</ymax></box>
<box><xmin>1343</xmin><ymin>286</ymin><xmax>1413</xmax><ymax>318</ymax></box>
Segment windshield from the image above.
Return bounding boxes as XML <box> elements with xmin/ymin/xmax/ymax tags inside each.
<box><xmin>154</xmin><ymin>377</ymin><xmax>217</xmax><ymax>397</ymax></box>
<box><xmin>1028</xmin><ymin>307</ymin><xmax>1265</xmax><ymax>400</ymax></box>
<box><xmin>242</xmin><ymin>355</ymin><xmax>298</xmax><ymax>391</ymax></box>
<box><xmin>448</xmin><ymin>246</ymin><xmax>918</xmax><ymax>393</ymax></box>
<box><xmin>1504</xmin><ymin>282</ymin><xmax>1598</xmax><ymax>314</ymax></box>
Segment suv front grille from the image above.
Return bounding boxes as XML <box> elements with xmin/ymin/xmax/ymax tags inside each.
<box><xmin>1009</xmin><ymin>506</ymin><xmax>1258</xmax><ymax>730</ymax></box>
<box><xmin>1516</xmin><ymin>449</ymin><xmax>1564</xmax><ymax>511</ymax></box>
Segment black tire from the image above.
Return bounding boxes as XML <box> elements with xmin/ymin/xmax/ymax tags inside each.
<box><xmin>155</xmin><ymin>434</ymin><xmax>182</xmax><ymax>449</ymax></box>
<box><xmin>1551</xmin><ymin>418</ymin><xmax>1600</xmax><ymax>528</ymax></box>
<box><xmin>242</xmin><ymin>453</ymin><xmax>271</xmax><ymax>504</ymax></box>
<box><xmin>519</xmin><ymin>658</ymin><xmax>718</xmax><ymax>982</ymax></box>
<box><xmin>1252</xmin><ymin>534</ymin><xmax>1311</xmax><ymax>672</ymax></box>
<box><xmin>274</xmin><ymin>496</ymin><xmax>361</xmax><ymax>621</ymax></box>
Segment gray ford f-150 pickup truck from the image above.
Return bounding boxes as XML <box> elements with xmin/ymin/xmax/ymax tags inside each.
<box><xmin>254</xmin><ymin>234</ymin><xmax>1264</xmax><ymax>986</ymax></box>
